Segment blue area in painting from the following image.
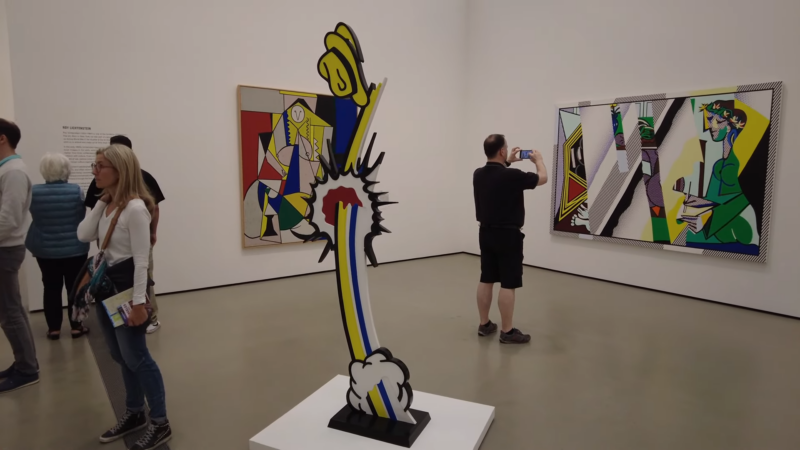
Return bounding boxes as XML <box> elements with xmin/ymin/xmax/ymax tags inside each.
<box><xmin>685</xmin><ymin>242</ymin><xmax>760</xmax><ymax>256</ymax></box>
<box><xmin>283</xmin><ymin>145</ymin><xmax>301</xmax><ymax>196</ymax></box>
<box><xmin>334</xmin><ymin>98</ymin><xmax>357</xmax><ymax>160</ymax></box>
<box><xmin>257</xmin><ymin>182</ymin><xmax>267</xmax><ymax>212</ymax></box>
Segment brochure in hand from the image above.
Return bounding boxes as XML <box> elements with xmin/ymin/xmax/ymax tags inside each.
<box><xmin>101</xmin><ymin>289</ymin><xmax>146</xmax><ymax>328</ymax></box>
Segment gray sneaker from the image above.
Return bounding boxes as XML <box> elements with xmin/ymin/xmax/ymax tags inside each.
<box><xmin>500</xmin><ymin>328</ymin><xmax>531</xmax><ymax>344</ymax></box>
<box><xmin>478</xmin><ymin>321</ymin><xmax>498</xmax><ymax>336</ymax></box>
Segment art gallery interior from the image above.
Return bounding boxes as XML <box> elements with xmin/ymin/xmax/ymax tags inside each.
<box><xmin>2</xmin><ymin>0</ymin><xmax>800</xmax><ymax>449</ymax></box>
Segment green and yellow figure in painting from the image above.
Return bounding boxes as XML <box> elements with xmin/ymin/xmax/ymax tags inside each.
<box><xmin>673</xmin><ymin>98</ymin><xmax>761</xmax><ymax>254</ymax></box>
<box><xmin>294</xmin><ymin>23</ymin><xmax>421</xmax><ymax>428</ymax></box>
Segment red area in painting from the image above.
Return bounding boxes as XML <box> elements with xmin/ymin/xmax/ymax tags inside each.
<box><xmin>322</xmin><ymin>187</ymin><xmax>363</xmax><ymax>226</ymax></box>
<box><xmin>240</xmin><ymin>111</ymin><xmax>272</xmax><ymax>198</ymax></box>
<box><xmin>259</xmin><ymin>159</ymin><xmax>283</xmax><ymax>180</ymax></box>
<box><xmin>567</xmin><ymin>178</ymin><xmax>586</xmax><ymax>203</ymax></box>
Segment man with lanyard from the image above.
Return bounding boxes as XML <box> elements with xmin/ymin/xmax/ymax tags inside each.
<box><xmin>473</xmin><ymin>134</ymin><xmax>548</xmax><ymax>344</ymax></box>
<box><xmin>0</xmin><ymin>118</ymin><xmax>39</xmax><ymax>393</ymax></box>
<box><xmin>84</xmin><ymin>135</ymin><xmax>166</xmax><ymax>334</ymax></box>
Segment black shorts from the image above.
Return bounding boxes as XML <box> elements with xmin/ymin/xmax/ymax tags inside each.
<box><xmin>479</xmin><ymin>227</ymin><xmax>524</xmax><ymax>289</ymax></box>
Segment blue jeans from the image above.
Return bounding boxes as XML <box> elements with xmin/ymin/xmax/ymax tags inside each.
<box><xmin>96</xmin><ymin>304</ymin><xmax>167</xmax><ymax>421</ymax></box>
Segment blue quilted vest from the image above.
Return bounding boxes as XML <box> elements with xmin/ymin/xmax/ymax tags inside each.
<box><xmin>25</xmin><ymin>181</ymin><xmax>90</xmax><ymax>259</ymax></box>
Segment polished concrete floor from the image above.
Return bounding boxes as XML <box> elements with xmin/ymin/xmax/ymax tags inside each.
<box><xmin>2</xmin><ymin>254</ymin><xmax>800</xmax><ymax>449</ymax></box>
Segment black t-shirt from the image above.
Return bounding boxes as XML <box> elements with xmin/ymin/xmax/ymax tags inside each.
<box><xmin>84</xmin><ymin>169</ymin><xmax>165</xmax><ymax>209</ymax></box>
<box><xmin>473</xmin><ymin>162</ymin><xmax>539</xmax><ymax>228</ymax></box>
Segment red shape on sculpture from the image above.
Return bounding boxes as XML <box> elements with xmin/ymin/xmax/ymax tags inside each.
<box><xmin>322</xmin><ymin>187</ymin><xmax>364</xmax><ymax>226</ymax></box>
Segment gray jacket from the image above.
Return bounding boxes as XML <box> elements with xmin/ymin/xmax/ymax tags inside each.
<box><xmin>0</xmin><ymin>156</ymin><xmax>32</xmax><ymax>248</ymax></box>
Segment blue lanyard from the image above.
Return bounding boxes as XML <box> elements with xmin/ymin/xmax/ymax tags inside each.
<box><xmin>0</xmin><ymin>155</ymin><xmax>21</xmax><ymax>168</ymax></box>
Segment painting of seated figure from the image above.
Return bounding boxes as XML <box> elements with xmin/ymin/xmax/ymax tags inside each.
<box><xmin>551</xmin><ymin>83</ymin><xmax>782</xmax><ymax>263</ymax></box>
<box><xmin>238</xmin><ymin>86</ymin><xmax>357</xmax><ymax>248</ymax></box>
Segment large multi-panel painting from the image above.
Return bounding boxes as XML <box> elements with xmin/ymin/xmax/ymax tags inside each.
<box><xmin>238</xmin><ymin>86</ymin><xmax>357</xmax><ymax>248</ymax></box>
<box><xmin>551</xmin><ymin>82</ymin><xmax>782</xmax><ymax>263</ymax></box>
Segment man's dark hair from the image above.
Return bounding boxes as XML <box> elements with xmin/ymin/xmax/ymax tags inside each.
<box><xmin>110</xmin><ymin>135</ymin><xmax>133</xmax><ymax>149</ymax></box>
<box><xmin>484</xmin><ymin>134</ymin><xmax>506</xmax><ymax>158</ymax></box>
<box><xmin>0</xmin><ymin>118</ymin><xmax>21</xmax><ymax>150</ymax></box>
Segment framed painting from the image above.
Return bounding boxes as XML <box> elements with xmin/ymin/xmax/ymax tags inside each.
<box><xmin>550</xmin><ymin>82</ymin><xmax>782</xmax><ymax>263</ymax></box>
<box><xmin>237</xmin><ymin>85</ymin><xmax>357</xmax><ymax>248</ymax></box>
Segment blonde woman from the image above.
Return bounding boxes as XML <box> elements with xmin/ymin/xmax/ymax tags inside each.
<box><xmin>77</xmin><ymin>144</ymin><xmax>171</xmax><ymax>450</ymax></box>
<box><xmin>26</xmin><ymin>153</ymin><xmax>90</xmax><ymax>340</ymax></box>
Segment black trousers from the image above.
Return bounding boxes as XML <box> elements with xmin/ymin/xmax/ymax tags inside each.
<box><xmin>479</xmin><ymin>227</ymin><xmax>524</xmax><ymax>289</ymax></box>
<box><xmin>36</xmin><ymin>254</ymin><xmax>88</xmax><ymax>331</ymax></box>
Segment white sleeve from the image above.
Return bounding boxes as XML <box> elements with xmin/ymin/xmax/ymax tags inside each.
<box><xmin>127</xmin><ymin>202</ymin><xmax>152</xmax><ymax>305</ymax></box>
<box><xmin>77</xmin><ymin>200</ymin><xmax>106</xmax><ymax>243</ymax></box>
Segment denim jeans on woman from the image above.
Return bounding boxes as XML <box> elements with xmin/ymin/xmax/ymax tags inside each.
<box><xmin>96</xmin><ymin>303</ymin><xmax>166</xmax><ymax>421</ymax></box>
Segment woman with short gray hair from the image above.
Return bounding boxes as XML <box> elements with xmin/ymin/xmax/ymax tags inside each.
<box><xmin>25</xmin><ymin>153</ymin><xmax>90</xmax><ymax>339</ymax></box>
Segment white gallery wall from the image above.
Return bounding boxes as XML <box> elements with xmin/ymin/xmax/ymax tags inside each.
<box><xmin>6</xmin><ymin>0</ymin><xmax>468</xmax><ymax>308</ymax></box>
<box><xmin>1</xmin><ymin>0</ymin><xmax>33</xmax><ymax>308</ymax></box>
<box><xmin>6</xmin><ymin>0</ymin><xmax>800</xmax><ymax>317</ymax></box>
<box><xmin>462</xmin><ymin>0</ymin><xmax>800</xmax><ymax>316</ymax></box>
<box><xmin>0</xmin><ymin>0</ymin><xmax>11</xmax><ymax>118</ymax></box>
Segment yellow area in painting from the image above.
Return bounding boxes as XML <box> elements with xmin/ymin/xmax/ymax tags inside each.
<box><xmin>688</xmin><ymin>86</ymin><xmax>737</xmax><ymax>96</ymax></box>
<box><xmin>285</xmin><ymin>192</ymin><xmax>310</xmax><ymax>216</ymax></box>
<box><xmin>344</xmin><ymin>83</ymin><xmax>382</xmax><ymax>172</ymax></box>
<box><xmin>733</xmin><ymin>100</ymin><xmax>769</xmax><ymax>174</ymax></box>
<box><xmin>307</xmin><ymin>112</ymin><xmax>331</xmax><ymax>128</ymax></box>
<box><xmin>661</xmin><ymin>137</ymin><xmax>700</xmax><ymax>242</ymax></box>
<box><xmin>558</xmin><ymin>125</ymin><xmax>587</xmax><ymax>222</ymax></box>
<box><xmin>260</xmin><ymin>192</ymin><xmax>269</xmax><ymax>237</ymax></box>
<box><xmin>279</xmin><ymin>90</ymin><xmax>317</xmax><ymax>97</ymax></box>
<box><xmin>268</xmin><ymin>114</ymin><xmax>280</xmax><ymax>167</ymax></box>
<box><xmin>311</xmin><ymin>126</ymin><xmax>326</xmax><ymax>158</ymax></box>
<box><xmin>287</xmin><ymin>121</ymin><xmax>299</xmax><ymax>146</ymax></box>
<box><xmin>286</xmin><ymin>105</ymin><xmax>331</xmax><ymax>151</ymax></box>
<box><xmin>640</xmin><ymin>219</ymin><xmax>654</xmax><ymax>242</ymax></box>
<box><xmin>297</xmin><ymin>121</ymin><xmax>310</xmax><ymax>145</ymax></box>
<box><xmin>665</xmin><ymin>197</ymin><xmax>686</xmax><ymax>241</ymax></box>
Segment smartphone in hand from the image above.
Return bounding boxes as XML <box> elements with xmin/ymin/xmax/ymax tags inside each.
<box><xmin>519</xmin><ymin>150</ymin><xmax>532</xmax><ymax>160</ymax></box>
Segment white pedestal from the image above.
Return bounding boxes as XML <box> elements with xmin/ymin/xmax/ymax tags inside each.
<box><xmin>250</xmin><ymin>375</ymin><xmax>495</xmax><ymax>450</ymax></box>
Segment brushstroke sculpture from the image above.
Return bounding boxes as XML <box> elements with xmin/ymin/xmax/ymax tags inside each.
<box><xmin>293</xmin><ymin>23</ymin><xmax>430</xmax><ymax>447</ymax></box>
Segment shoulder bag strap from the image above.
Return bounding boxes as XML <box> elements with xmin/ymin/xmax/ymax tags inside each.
<box><xmin>100</xmin><ymin>205</ymin><xmax>124</xmax><ymax>251</ymax></box>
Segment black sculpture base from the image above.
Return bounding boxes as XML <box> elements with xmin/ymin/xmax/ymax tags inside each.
<box><xmin>328</xmin><ymin>406</ymin><xmax>431</xmax><ymax>447</ymax></box>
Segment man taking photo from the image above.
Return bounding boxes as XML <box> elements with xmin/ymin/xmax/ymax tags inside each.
<box><xmin>473</xmin><ymin>134</ymin><xmax>547</xmax><ymax>344</ymax></box>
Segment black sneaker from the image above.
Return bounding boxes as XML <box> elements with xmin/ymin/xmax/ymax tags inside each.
<box><xmin>0</xmin><ymin>364</ymin><xmax>14</xmax><ymax>379</ymax></box>
<box><xmin>499</xmin><ymin>328</ymin><xmax>531</xmax><ymax>344</ymax></box>
<box><xmin>99</xmin><ymin>410</ymin><xmax>147</xmax><ymax>443</ymax></box>
<box><xmin>130</xmin><ymin>420</ymin><xmax>172</xmax><ymax>450</ymax></box>
<box><xmin>478</xmin><ymin>320</ymin><xmax>498</xmax><ymax>336</ymax></box>
<box><xmin>0</xmin><ymin>371</ymin><xmax>39</xmax><ymax>394</ymax></box>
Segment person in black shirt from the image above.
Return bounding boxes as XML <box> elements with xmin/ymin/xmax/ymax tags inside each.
<box><xmin>473</xmin><ymin>134</ymin><xmax>547</xmax><ymax>344</ymax></box>
<box><xmin>84</xmin><ymin>135</ymin><xmax>166</xmax><ymax>334</ymax></box>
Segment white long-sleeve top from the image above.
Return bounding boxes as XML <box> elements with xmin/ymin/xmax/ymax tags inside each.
<box><xmin>78</xmin><ymin>199</ymin><xmax>151</xmax><ymax>305</ymax></box>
